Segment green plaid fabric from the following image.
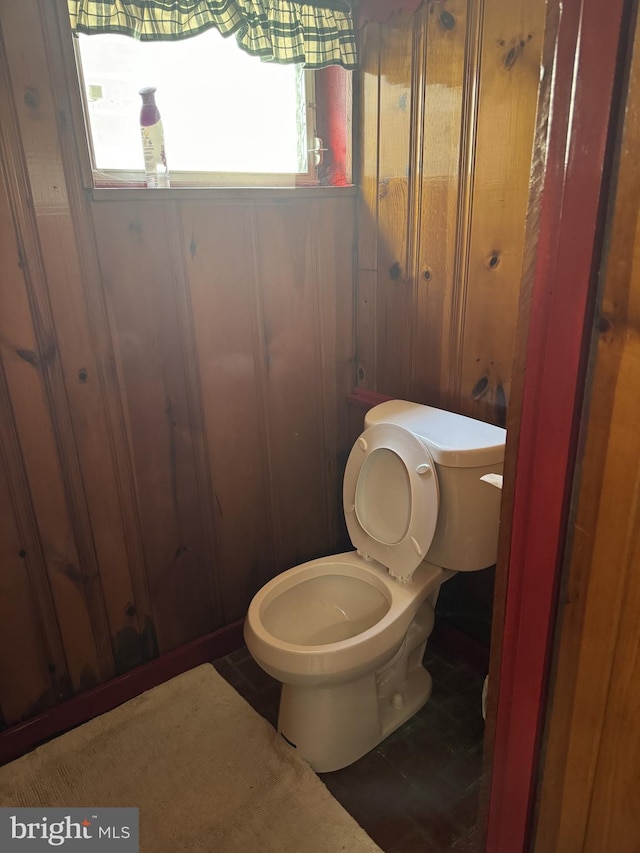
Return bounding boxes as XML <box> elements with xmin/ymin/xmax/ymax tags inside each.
<box><xmin>68</xmin><ymin>0</ymin><xmax>357</xmax><ymax>68</ymax></box>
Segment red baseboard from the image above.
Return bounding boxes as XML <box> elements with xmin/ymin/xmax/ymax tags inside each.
<box><xmin>346</xmin><ymin>388</ymin><xmax>394</xmax><ymax>410</ymax></box>
<box><xmin>0</xmin><ymin>618</ymin><xmax>245</xmax><ymax>767</ymax></box>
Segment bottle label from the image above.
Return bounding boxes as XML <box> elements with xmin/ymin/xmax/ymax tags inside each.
<box><xmin>140</xmin><ymin>120</ymin><xmax>168</xmax><ymax>187</ymax></box>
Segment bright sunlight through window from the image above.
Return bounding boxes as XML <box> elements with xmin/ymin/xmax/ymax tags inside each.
<box><xmin>76</xmin><ymin>30</ymin><xmax>311</xmax><ymax>180</ymax></box>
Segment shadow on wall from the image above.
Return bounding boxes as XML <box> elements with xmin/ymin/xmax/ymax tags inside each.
<box><xmin>436</xmin><ymin>566</ymin><xmax>496</xmax><ymax>648</ymax></box>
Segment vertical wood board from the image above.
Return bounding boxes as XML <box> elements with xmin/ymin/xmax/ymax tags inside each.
<box><xmin>91</xmin><ymin>200</ymin><xmax>217</xmax><ymax>652</ymax></box>
<box><xmin>413</xmin><ymin>0</ymin><xmax>468</xmax><ymax>407</ymax></box>
<box><xmin>375</xmin><ymin>13</ymin><xmax>415</xmax><ymax>397</ymax></box>
<box><xmin>253</xmin><ymin>200</ymin><xmax>333</xmax><ymax>568</ymax></box>
<box><xmin>457</xmin><ymin>0</ymin><xmax>545</xmax><ymax>425</ymax></box>
<box><xmin>178</xmin><ymin>201</ymin><xmax>274</xmax><ymax>620</ymax></box>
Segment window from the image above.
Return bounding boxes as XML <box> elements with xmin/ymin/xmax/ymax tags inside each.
<box><xmin>74</xmin><ymin>29</ymin><xmax>321</xmax><ymax>187</ymax></box>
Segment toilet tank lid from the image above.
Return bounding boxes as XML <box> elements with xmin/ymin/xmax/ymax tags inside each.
<box><xmin>363</xmin><ymin>400</ymin><xmax>506</xmax><ymax>468</ymax></box>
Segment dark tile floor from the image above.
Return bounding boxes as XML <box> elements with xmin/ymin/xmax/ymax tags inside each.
<box><xmin>213</xmin><ymin>643</ymin><xmax>486</xmax><ymax>852</ymax></box>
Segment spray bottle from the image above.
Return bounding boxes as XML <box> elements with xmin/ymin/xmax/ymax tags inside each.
<box><xmin>139</xmin><ymin>86</ymin><xmax>170</xmax><ymax>188</ymax></box>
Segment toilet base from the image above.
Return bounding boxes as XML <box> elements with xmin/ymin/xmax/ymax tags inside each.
<box><xmin>379</xmin><ymin>664</ymin><xmax>432</xmax><ymax>740</ymax></box>
<box><xmin>277</xmin><ymin>662</ymin><xmax>433</xmax><ymax>773</ymax></box>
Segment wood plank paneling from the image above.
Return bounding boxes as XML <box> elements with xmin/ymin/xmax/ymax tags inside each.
<box><xmin>458</xmin><ymin>0</ymin><xmax>546</xmax><ymax>425</ymax></box>
<box><xmin>0</xmin><ymin>446</ymin><xmax>53</xmax><ymax>728</ymax></box>
<box><xmin>412</xmin><ymin>0</ymin><xmax>468</xmax><ymax>408</ymax></box>
<box><xmin>316</xmin><ymin>196</ymin><xmax>356</xmax><ymax>550</ymax></box>
<box><xmin>375</xmin><ymin>13</ymin><xmax>415</xmax><ymax>398</ymax></box>
<box><xmin>0</xmin><ymin>0</ymin><xmax>155</xmax><ymax>686</ymax></box>
<box><xmin>91</xmin><ymin>201</ymin><xmax>219</xmax><ymax>652</ymax></box>
<box><xmin>42</xmin><ymin>0</ymin><xmax>156</xmax><ymax>676</ymax></box>
<box><xmin>254</xmin><ymin>200</ymin><xmax>338</xmax><ymax>568</ymax></box>
<box><xmin>178</xmin><ymin>202</ymin><xmax>273</xmax><ymax>621</ymax></box>
<box><xmin>0</xmin><ymin>269</ymin><xmax>76</xmax><ymax>714</ymax></box>
<box><xmin>0</xmin><ymin>0</ymin><xmax>357</xmax><ymax>728</ymax></box>
<box><xmin>535</xmin><ymin>6</ymin><xmax>640</xmax><ymax>848</ymax></box>
<box><xmin>354</xmin><ymin>0</ymin><xmax>545</xmax><ymax>687</ymax></box>
<box><xmin>0</xmin><ymin>24</ymin><xmax>103</xmax><ymax>696</ymax></box>
<box><xmin>0</xmin><ymin>0</ymin><xmax>544</xmax><ymax>750</ymax></box>
<box><xmin>0</xmin><ymin>147</ymin><xmax>67</xmax><ymax>720</ymax></box>
<box><xmin>356</xmin><ymin>20</ymin><xmax>381</xmax><ymax>389</ymax></box>
<box><xmin>356</xmin><ymin>0</ymin><xmax>545</xmax><ymax>424</ymax></box>
<box><xmin>357</xmin><ymin>21</ymin><xmax>381</xmax><ymax>274</ymax></box>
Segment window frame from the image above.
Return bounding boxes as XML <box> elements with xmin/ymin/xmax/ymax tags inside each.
<box><xmin>71</xmin><ymin>32</ymin><xmax>322</xmax><ymax>190</ymax></box>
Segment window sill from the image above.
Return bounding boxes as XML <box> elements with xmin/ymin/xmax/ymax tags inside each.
<box><xmin>90</xmin><ymin>185</ymin><xmax>356</xmax><ymax>203</ymax></box>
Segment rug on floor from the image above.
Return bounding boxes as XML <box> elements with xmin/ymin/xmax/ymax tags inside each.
<box><xmin>0</xmin><ymin>664</ymin><xmax>381</xmax><ymax>853</ymax></box>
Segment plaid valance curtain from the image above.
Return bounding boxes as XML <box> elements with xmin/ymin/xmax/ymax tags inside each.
<box><xmin>67</xmin><ymin>0</ymin><xmax>357</xmax><ymax>68</ymax></box>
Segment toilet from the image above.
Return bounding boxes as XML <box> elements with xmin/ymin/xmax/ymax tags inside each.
<box><xmin>244</xmin><ymin>399</ymin><xmax>506</xmax><ymax>772</ymax></box>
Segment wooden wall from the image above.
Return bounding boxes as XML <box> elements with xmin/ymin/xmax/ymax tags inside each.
<box><xmin>0</xmin><ymin>0</ymin><xmax>355</xmax><ymax>728</ymax></box>
<box><xmin>355</xmin><ymin>0</ymin><xmax>546</xmax><ymax>648</ymax></box>
<box><xmin>534</xmin><ymin>4</ymin><xmax>640</xmax><ymax>848</ymax></box>
<box><xmin>356</xmin><ymin>0</ymin><xmax>545</xmax><ymax>427</ymax></box>
<box><xmin>0</xmin><ymin>0</ymin><xmax>545</xmax><ymax>729</ymax></box>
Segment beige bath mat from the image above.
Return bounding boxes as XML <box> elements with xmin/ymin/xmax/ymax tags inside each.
<box><xmin>0</xmin><ymin>664</ymin><xmax>381</xmax><ymax>852</ymax></box>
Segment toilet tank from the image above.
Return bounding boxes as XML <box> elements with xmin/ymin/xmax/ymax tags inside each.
<box><xmin>364</xmin><ymin>400</ymin><xmax>506</xmax><ymax>572</ymax></box>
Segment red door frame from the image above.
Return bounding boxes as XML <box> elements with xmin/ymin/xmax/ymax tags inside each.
<box><xmin>486</xmin><ymin>0</ymin><xmax>628</xmax><ymax>849</ymax></box>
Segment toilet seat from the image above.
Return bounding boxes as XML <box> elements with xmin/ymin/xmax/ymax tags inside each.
<box><xmin>343</xmin><ymin>423</ymin><xmax>439</xmax><ymax>582</ymax></box>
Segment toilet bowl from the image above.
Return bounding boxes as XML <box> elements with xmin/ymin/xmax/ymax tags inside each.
<box><xmin>245</xmin><ymin>552</ymin><xmax>454</xmax><ymax>771</ymax></box>
<box><xmin>244</xmin><ymin>400</ymin><xmax>506</xmax><ymax>772</ymax></box>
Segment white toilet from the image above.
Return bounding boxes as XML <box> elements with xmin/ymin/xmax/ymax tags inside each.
<box><xmin>244</xmin><ymin>400</ymin><xmax>506</xmax><ymax>772</ymax></box>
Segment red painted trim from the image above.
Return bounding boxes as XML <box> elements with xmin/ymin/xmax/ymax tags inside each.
<box><xmin>0</xmin><ymin>619</ymin><xmax>244</xmax><ymax>767</ymax></box>
<box><xmin>346</xmin><ymin>388</ymin><xmax>394</xmax><ymax>410</ymax></box>
<box><xmin>315</xmin><ymin>65</ymin><xmax>351</xmax><ymax>186</ymax></box>
<box><xmin>486</xmin><ymin>1</ymin><xmax>626</xmax><ymax>850</ymax></box>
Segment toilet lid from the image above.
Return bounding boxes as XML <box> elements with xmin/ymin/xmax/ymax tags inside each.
<box><xmin>343</xmin><ymin>423</ymin><xmax>439</xmax><ymax>582</ymax></box>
